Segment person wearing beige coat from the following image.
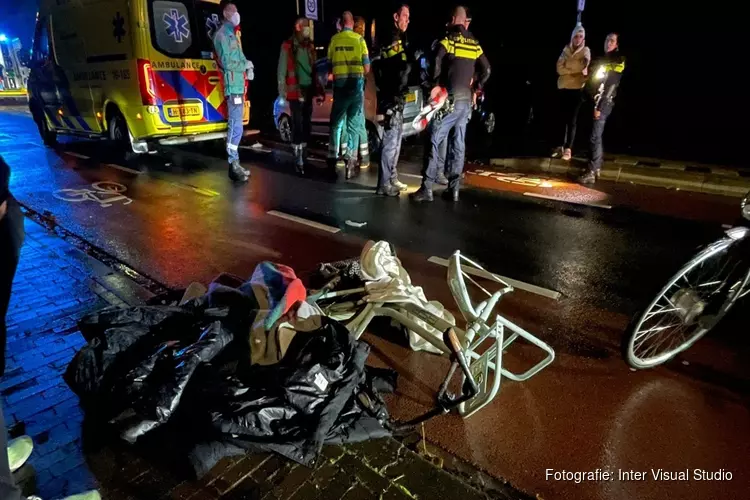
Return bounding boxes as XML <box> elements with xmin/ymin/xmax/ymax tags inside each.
<box><xmin>555</xmin><ymin>23</ymin><xmax>591</xmax><ymax>160</ymax></box>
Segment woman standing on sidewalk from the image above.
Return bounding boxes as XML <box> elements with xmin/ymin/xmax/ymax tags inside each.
<box><xmin>555</xmin><ymin>23</ymin><xmax>590</xmax><ymax>161</ymax></box>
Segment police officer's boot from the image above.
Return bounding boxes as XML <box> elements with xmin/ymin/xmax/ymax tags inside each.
<box><xmin>391</xmin><ymin>171</ymin><xmax>408</xmax><ymax>191</ymax></box>
<box><xmin>441</xmin><ymin>186</ymin><xmax>459</xmax><ymax>202</ymax></box>
<box><xmin>228</xmin><ymin>161</ymin><xmax>249</xmax><ymax>182</ymax></box>
<box><xmin>578</xmin><ymin>169</ymin><xmax>597</xmax><ymax>185</ymax></box>
<box><xmin>376</xmin><ymin>184</ymin><xmax>401</xmax><ymax>197</ymax></box>
<box><xmin>410</xmin><ymin>186</ymin><xmax>433</xmax><ymax>203</ymax></box>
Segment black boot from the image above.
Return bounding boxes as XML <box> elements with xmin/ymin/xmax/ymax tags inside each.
<box><xmin>231</xmin><ymin>160</ymin><xmax>250</xmax><ymax>177</ymax></box>
<box><xmin>441</xmin><ymin>187</ymin><xmax>459</xmax><ymax>202</ymax></box>
<box><xmin>376</xmin><ymin>184</ymin><xmax>401</xmax><ymax>197</ymax></box>
<box><xmin>410</xmin><ymin>186</ymin><xmax>433</xmax><ymax>202</ymax></box>
<box><xmin>228</xmin><ymin>161</ymin><xmax>249</xmax><ymax>182</ymax></box>
<box><xmin>324</xmin><ymin>158</ymin><xmax>339</xmax><ymax>180</ymax></box>
<box><xmin>578</xmin><ymin>170</ymin><xmax>597</xmax><ymax>184</ymax></box>
<box><xmin>293</xmin><ymin>145</ymin><xmax>305</xmax><ymax>175</ymax></box>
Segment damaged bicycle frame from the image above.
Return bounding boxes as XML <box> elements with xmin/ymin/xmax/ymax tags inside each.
<box><xmin>311</xmin><ymin>250</ymin><xmax>556</xmax><ymax>429</ymax></box>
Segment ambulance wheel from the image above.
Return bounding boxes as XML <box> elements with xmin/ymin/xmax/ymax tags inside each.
<box><xmin>32</xmin><ymin>105</ymin><xmax>57</xmax><ymax>147</ymax></box>
<box><xmin>108</xmin><ymin>111</ymin><xmax>135</xmax><ymax>161</ymax></box>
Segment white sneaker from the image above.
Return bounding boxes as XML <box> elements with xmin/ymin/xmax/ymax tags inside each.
<box><xmin>8</xmin><ymin>435</ymin><xmax>33</xmax><ymax>472</ymax></box>
<box><xmin>392</xmin><ymin>179</ymin><xmax>408</xmax><ymax>191</ymax></box>
<box><xmin>562</xmin><ymin>148</ymin><xmax>572</xmax><ymax>161</ymax></box>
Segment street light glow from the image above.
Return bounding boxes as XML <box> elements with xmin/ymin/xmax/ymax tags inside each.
<box><xmin>0</xmin><ymin>34</ymin><xmax>8</xmax><ymax>42</ymax></box>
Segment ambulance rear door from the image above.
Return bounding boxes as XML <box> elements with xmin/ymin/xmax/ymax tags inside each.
<box><xmin>144</xmin><ymin>0</ymin><xmax>227</xmax><ymax>131</ymax></box>
<box><xmin>72</xmin><ymin>0</ymin><xmax>137</xmax><ymax>133</ymax></box>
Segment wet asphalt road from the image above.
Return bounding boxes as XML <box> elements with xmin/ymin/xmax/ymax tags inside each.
<box><xmin>2</xmin><ymin>108</ymin><xmax>748</xmax><ymax>500</ymax></box>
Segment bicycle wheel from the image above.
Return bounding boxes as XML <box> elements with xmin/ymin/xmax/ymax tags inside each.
<box><xmin>624</xmin><ymin>237</ymin><xmax>750</xmax><ymax>369</ymax></box>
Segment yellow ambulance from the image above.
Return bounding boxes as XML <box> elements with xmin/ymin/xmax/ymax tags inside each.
<box><xmin>28</xmin><ymin>0</ymin><xmax>249</xmax><ymax>155</ymax></box>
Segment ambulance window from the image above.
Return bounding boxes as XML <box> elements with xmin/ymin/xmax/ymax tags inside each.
<box><xmin>32</xmin><ymin>17</ymin><xmax>51</xmax><ymax>64</ymax></box>
<box><xmin>151</xmin><ymin>0</ymin><xmax>194</xmax><ymax>56</ymax></box>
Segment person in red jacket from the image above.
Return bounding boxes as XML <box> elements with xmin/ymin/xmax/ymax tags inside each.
<box><xmin>277</xmin><ymin>17</ymin><xmax>321</xmax><ymax>174</ymax></box>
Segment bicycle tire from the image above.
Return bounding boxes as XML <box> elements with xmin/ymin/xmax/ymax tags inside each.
<box><xmin>623</xmin><ymin>237</ymin><xmax>749</xmax><ymax>369</ymax></box>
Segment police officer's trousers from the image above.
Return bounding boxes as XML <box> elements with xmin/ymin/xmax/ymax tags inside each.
<box><xmin>379</xmin><ymin>109</ymin><xmax>403</xmax><ymax>188</ymax></box>
<box><xmin>588</xmin><ymin>106</ymin><xmax>612</xmax><ymax>173</ymax></box>
<box><xmin>422</xmin><ymin>100</ymin><xmax>471</xmax><ymax>191</ymax></box>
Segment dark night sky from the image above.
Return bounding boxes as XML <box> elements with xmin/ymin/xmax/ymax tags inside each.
<box><xmin>1</xmin><ymin>0</ymin><xmax>745</xmax><ymax>165</ymax></box>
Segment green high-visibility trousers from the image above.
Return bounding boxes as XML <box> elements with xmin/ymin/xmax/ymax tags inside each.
<box><xmin>329</xmin><ymin>88</ymin><xmax>364</xmax><ymax>161</ymax></box>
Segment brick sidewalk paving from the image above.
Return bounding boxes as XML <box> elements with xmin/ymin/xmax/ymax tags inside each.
<box><xmin>2</xmin><ymin>216</ymin><xmax>526</xmax><ymax>500</ymax></box>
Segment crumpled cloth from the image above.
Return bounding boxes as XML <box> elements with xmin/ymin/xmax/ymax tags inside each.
<box><xmin>359</xmin><ymin>241</ymin><xmax>455</xmax><ymax>353</ymax></box>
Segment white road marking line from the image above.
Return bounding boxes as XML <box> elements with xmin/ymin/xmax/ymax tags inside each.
<box><xmin>523</xmin><ymin>192</ymin><xmax>613</xmax><ymax>210</ymax></box>
<box><xmin>216</xmin><ymin>238</ymin><xmax>283</xmax><ymax>258</ymax></box>
<box><xmin>267</xmin><ymin>210</ymin><xmax>340</xmax><ymax>233</ymax></box>
<box><xmin>428</xmin><ymin>256</ymin><xmax>562</xmax><ymax>300</ymax></box>
<box><xmin>336</xmin><ymin>189</ymin><xmax>376</xmax><ymax>194</ymax></box>
<box><xmin>722</xmin><ymin>224</ymin><xmax>732</xmax><ymax>229</ymax></box>
<box><xmin>400</xmin><ymin>173</ymin><xmax>422</xmax><ymax>179</ymax></box>
<box><xmin>105</xmin><ymin>163</ymin><xmax>142</xmax><ymax>175</ymax></box>
<box><xmin>64</xmin><ymin>152</ymin><xmax>90</xmax><ymax>160</ymax></box>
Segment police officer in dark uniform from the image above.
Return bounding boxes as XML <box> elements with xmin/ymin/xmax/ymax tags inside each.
<box><xmin>373</xmin><ymin>4</ymin><xmax>413</xmax><ymax>196</ymax></box>
<box><xmin>411</xmin><ymin>5</ymin><xmax>490</xmax><ymax>202</ymax></box>
<box><xmin>580</xmin><ymin>32</ymin><xmax>625</xmax><ymax>184</ymax></box>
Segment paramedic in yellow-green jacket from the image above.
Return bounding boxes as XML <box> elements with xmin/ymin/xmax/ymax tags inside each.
<box><xmin>326</xmin><ymin>11</ymin><xmax>370</xmax><ymax>179</ymax></box>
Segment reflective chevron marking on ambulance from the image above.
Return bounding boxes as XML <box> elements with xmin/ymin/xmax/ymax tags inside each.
<box><xmin>152</xmin><ymin>69</ymin><xmax>227</xmax><ymax>126</ymax></box>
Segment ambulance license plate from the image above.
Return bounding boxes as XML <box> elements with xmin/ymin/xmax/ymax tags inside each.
<box><xmin>165</xmin><ymin>103</ymin><xmax>203</xmax><ymax>120</ymax></box>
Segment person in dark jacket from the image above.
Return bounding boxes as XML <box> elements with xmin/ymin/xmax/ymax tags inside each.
<box><xmin>373</xmin><ymin>4</ymin><xmax>412</xmax><ymax>196</ymax></box>
<box><xmin>1</xmin><ymin>157</ymin><xmax>101</xmax><ymax>500</ymax></box>
<box><xmin>411</xmin><ymin>5</ymin><xmax>490</xmax><ymax>202</ymax></box>
<box><xmin>579</xmin><ymin>33</ymin><xmax>625</xmax><ymax>184</ymax></box>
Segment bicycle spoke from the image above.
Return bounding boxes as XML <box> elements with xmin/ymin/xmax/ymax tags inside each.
<box><xmin>637</xmin><ymin>322</ymin><xmax>689</xmax><ymax>359</ymax></box>
<box><xmin>643</xmin><ymin>306</ymin><xmax>680</xmax><ymax>320</ymax></box>
<box><xmin>634</xmin><ymin>321</ymin><xmax>683</xmax><ymax>343</ymax></box>
<box><xmin>649</xmin><ymin>325</ymin><xmax>685</xmax><ymax>360</ymax></box>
